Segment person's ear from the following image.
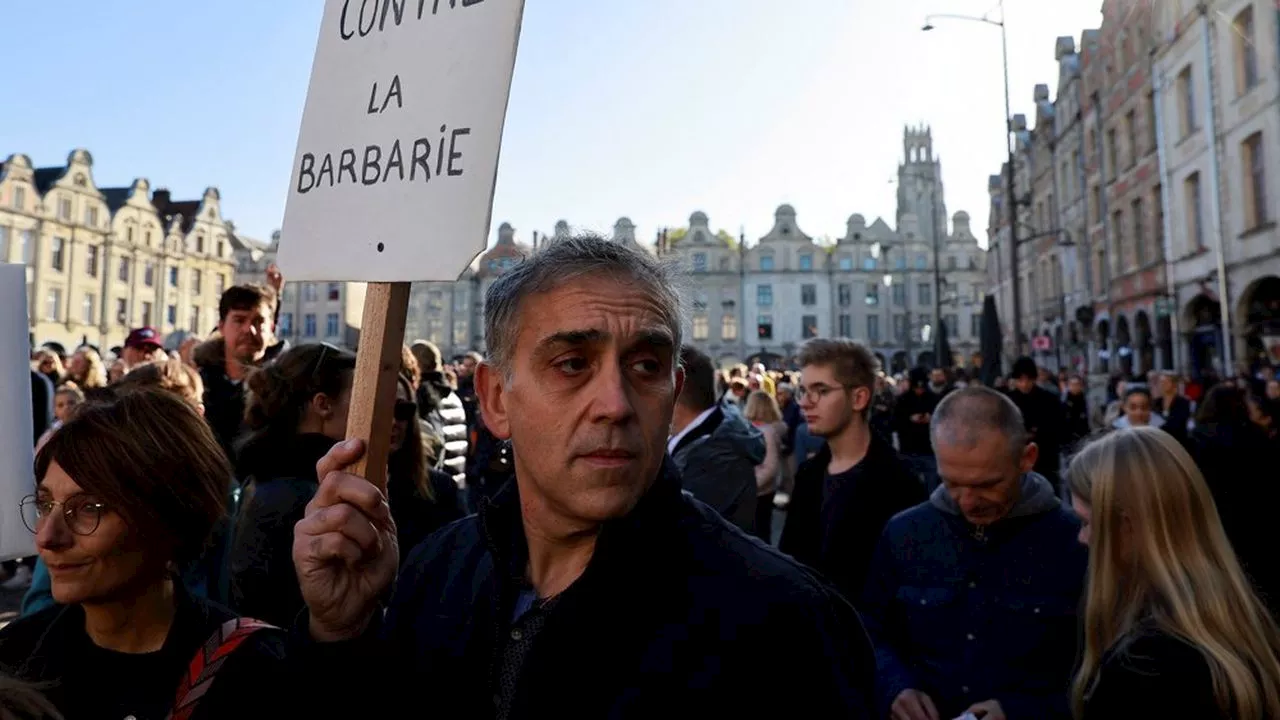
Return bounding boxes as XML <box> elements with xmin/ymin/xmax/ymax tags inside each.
<box><xmin>1019</xmin><ymin>441</ymin><xmax>1039</xmax><ymax>475</ymax></box>
<box><xmin>475</xmin><ymin>361</ymin><xmax>511</xmax><ymax>440</ymax></box>
<box><xmin>309</xmin><ymin>392</ymin><xmax>334</xmax><ymax>419</ymax></box>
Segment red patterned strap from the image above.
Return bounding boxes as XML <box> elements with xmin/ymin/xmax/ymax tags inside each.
<box><xmin>166</xmin><ymin>617</ymin><xmax>277</xmax><ymax>720</ymax></box>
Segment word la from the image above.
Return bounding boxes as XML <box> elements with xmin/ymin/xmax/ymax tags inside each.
<box><xmin>367</xmin><ymin>75</ymin><xmax>404</xmax><ymax>115</ymax></box>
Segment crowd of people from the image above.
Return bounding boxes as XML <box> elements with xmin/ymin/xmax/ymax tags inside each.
<box><xmin>0</xmin><ymin>235</ymin><xmax>1278</xmax><ymax>719</ymax></box>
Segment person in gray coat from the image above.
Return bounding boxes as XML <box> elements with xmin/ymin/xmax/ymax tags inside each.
<box><xmin>668</xmin><ymin>346</ymin><xmax>765</xmax><ymax>534</ymax></box>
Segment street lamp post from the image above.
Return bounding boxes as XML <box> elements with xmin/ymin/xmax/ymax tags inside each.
<box><xmin>923</xmin><ymin>0</ymin><xmax>1020</xmax><ymax>356</ymax></box>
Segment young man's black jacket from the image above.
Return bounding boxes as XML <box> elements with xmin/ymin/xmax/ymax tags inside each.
<box><xmin>292</xmin><ymin>461</ymin><xmax>878</xmax><ymax>718</ymax></box>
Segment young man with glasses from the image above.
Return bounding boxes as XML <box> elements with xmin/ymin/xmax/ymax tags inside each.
<box><xmin>779</xmin><ymin>338</ymin><xmax>924</xmax><ymax>603</ymax></box>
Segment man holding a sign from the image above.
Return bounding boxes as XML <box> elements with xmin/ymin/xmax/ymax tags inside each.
<box><xmin>292</xmin><ymin>237</ymin><xmax>877</xmax><ymax>716</ymax></box>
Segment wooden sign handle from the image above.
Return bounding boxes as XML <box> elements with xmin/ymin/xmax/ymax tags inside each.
<box><xmin>343</xmin><ymin>281</ymin><xmax>411</xmax><ymax>494</ymax></box>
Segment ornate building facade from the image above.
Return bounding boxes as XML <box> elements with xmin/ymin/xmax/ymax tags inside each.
<box><xmin>0</xmin><ymin>149</ymin><xmax>237</xmax><ymax>352</ymax></box>
<box><xmin>407</xmin><ymin>127</ymin><xmax>988</xmax><ymax>372</ymax></box>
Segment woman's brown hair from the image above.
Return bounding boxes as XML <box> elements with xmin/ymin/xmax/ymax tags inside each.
<box><xmin>242</xmin><ymin>343</ymin><xmax>356</xmax><ymax>441</ymax></box>
<box><xmin>112</xmin><ymin>358</ymin><xmax>205</xmax><ymax>410</ymax></box>
<box><xmin>34</xmin><ymin>389</ymin><xmax>230</xmax><ymax>568</ymax></box>
<box><xmin>391</xmin><ymin>373</ymin><xmax>435</xmax><ymax>502</ymax></box>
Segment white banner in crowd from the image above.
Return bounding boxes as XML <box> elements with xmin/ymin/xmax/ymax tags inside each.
<box><xmin>0</xmin><ymin>263</ymin><xmax>35</xmax><ymax>562</ymax></box>
<box><xmin>278</xmin><ymin>0</ymin><xmax>526</xmax><ymax>282</ymax></box>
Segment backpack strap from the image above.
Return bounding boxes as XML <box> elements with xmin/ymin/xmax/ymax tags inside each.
<box><xmin>166</xmin><ymin>617</ymin><xmax>276</xmax><ymax>720</ymax></box>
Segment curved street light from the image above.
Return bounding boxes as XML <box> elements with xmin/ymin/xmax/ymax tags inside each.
<box><xmin>920</xmin><ymin>0</ymin><xmax>1024</xmax><ymax>357</ymax></box>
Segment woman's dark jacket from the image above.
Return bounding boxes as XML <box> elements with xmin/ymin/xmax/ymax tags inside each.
<box><xmin>1082</xmin><ymin>623</ymin><xmax>1222</xmax><ymax>718</ymax></box>
<box><xmin>0</xmin><ymin>585</ymin><xmax>289</xmax><ymax>720</ymax></box>
<box><xmin>228</xmin><ymin>432</ymin><xmax>336</xmax><ymax>627</ymax></box>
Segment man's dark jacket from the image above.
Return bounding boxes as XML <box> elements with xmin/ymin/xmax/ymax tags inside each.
<box><xmin>293</xmin><ymin>463</ymin><xmax>877</xmax><ymax>718</ymax></box>
<box><xmin>1005</xmin><ymin>385</ymin><xmax>1065</xmax><ymax>481</ymax></box>
<box><xmin>30</xmin><ymin>370</ymin><xmax>54</xmax><ymax>446</ymax></box>
<box><xmin>193</xmin><ymin>336</ymin><xmax>287</xmax><ymax>466</ymax></box>
<box><xmin>668</xmin><ymin>405</ymin><xmax>764</xmax><ymax>534</ymax></box>
<box><xmin>779</xmin><ymin>433</ymin><xmax>925</xmax><ymax>603</ymax></box>
<box><xmin>861</xmin><ymin>473</ymin><xmax>1086</xmax><ymax>720</ymax></box>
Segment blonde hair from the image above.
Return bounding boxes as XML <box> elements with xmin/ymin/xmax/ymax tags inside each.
<box><xmin>1068</xmin><ymin>427</ymin><xmax>1280</xmax><ymax>719</ymax></box>
<box><xmin>113</xmin><ymin>358</ymin><xmax>206</xmax><ymax>410</ymax></box>
<box><xmin>744</xmin><ymin>390</ymin><xmax>781</xmax><ymax>424</ymax></box>
<box><xmin>71</xmin><ymin>348</ymin><xmax>108</xmax><ymax>389</ymax></box>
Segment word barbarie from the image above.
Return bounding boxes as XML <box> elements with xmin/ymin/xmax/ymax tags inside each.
<box><xmin>296</xmin><ymin>129</ymin><xmax>470</xmax><ymax>194</ymax></box>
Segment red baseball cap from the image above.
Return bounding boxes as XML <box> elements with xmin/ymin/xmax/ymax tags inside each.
<box><xmin>125</xmin><ymin>327</ymin><xmax>163</xmax><ymax>350</ymax></box>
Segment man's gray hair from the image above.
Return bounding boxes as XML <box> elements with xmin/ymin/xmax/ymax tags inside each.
<box><xmin>930</xmin><ymin>386</ymin><xmax>1028</xmax><ymax>458</ymax></box>
<box><xmin>483</xmin><ymin>234</ymin><xmax>684</xmax><ymax>375</ymax></box>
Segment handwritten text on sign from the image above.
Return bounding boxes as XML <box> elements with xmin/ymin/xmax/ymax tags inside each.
<box><xmin>277</xmin><ymin>0</ymin><xmax>524</xmax><ymax>282</ymax></box>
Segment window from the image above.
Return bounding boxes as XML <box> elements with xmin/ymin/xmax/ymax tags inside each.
<box><xmin>914</xmin><ymin>254</ymin><xmax>927</xmax><ymax>270</ymax></box>
<box><xmin>1185</xmin><ymin>172</ymin><xmax>1204</xmax><ymax>249</ymax></box>
<box><xmin>51</xmin><ymin>237</ymin><xmax>65</xmax><ymax>271</ymax></box>
<box><xmin>691</xmin><ymin>252</ymin><xmax>707</xmax><ymax>273</ymax></box>
<box><xmin>867</xmin><ymin>315</ymin><xmax>880</xmax><ymax>343</ymax></box>
<box><xmin>799</xmin><ymin>253</ymin><xmax>813</xmax><ymax>271</ymax></box>
<box><xmin>427</xmin><ymin>290</ymin><xmax>444</xmax><ymax>310</ymax></box>
<box><xmin>84</xmin><ymin>245</ymin><xmax>98</xmax><ymax>277</ymax></box>
<box><xmin>45</xmin><ymin>288</ymin><xmax>61</xmax><ymax>322</ymax></box>
<box><xmin>801</xmin><ymin>284</ymin><xmax>816</xmax><ymax>306</ymax></box>
<box><xmin>144</xmin><ymin>261</ymin><xmax>155</xmax><ymax>287</ymax></box>
<box><xmin>838</xmin><ymin>314</ymin><xmax>852</xmax><ymax>338</ymax></box>
<box><xmin>191</xmin><ymin>269</ymin><xmax>202</xmax><ymax>294</ymax></box>
<box><xmin>893</xmin><ymin>252</ymin><xmax>906</xmax><ymax>270</ymax></box>
<box><xmin>893</xmin><ymin>314</ymin><xmax>906</xmax><ymax>341</ymax></box>
<box><xmin>861</xmin><ymin>255</ymin><xmax>875</xmax><ymax>271</ymax></box>
<box><xmin>918</xmin><ymin>282</ymin><xmax>932</xmax><ymax>306</ymax></box>
<box><xmin>21</xmin><ymin>230</ymin><xmax>33</xmax><ymax>264</ymax></box>
<box><xmin>141</xmin><ymin>301</ymin><xmax>152</xmax><ymax>326</ymax></box>
<box><xmin>452</xmin><ymin>319</ymin><xmax>468</xmax><ymax>346</ymax></box>
<box><xmin>166</xmin><ymin>304</ymin><xmax>177</xmax><ymax>326</ymax></box>
<box><xmin>190</xmin><ymin>306</ymin><xmax>201</xmax><ymax>332</ymax></box>
<box><xmin>13</xmin><ymin>187</ymin><xmax>24</xmax><ymax>210</ymax></box>
<box><xmin>756</xmin><ymin>284</ymin><xmax>773</xmax><ymax>306</ymax></box>
<box><xmin>692</xmin><ymin>315</ymin><xmax>709</xmax><ymax>340</ymax></box>
<box><xmin>304</xmin><ymin>313</ymin><xmax>317</xmax><ymax>337</ymax></box>
<box><xmin>168</xmin><ymin>266</ymin><xmax>179</xmax><ymax>287</ymax></box>
<box><xmin>865</xmin><ymin>284</ymin><xmax>879</xmax><ymax>306</ymax></box>
<box><xmin>1111</xmin><ymin>209</ymin><xmax>1125</xmax><ymax>275</ymax></box>
<box><xmin>945</xmin><ymin>314</ymin><xmax>958</xmax><ymax>337</ymax></box>
<box><xmin>721</xmin><ymin>314</ymin><xmax>737</xmax><ymax>341</ymax></box>
<box><xmin>452</xmin><ymin>291</ymin><xmax>466</xmax><ymax>312</ymax></box>
<box><xmin>279</xmin><ymin>312</ymin><xmax>294</xmax><ymax>336</ymax></box>
<box><xmin>971</xmin><ymin>314</ymin><xmax>981</xmax><ymax>337</ymax></box>
<box><xmin>839</xmin><ymin>255</ymin><xmax>854</xmax><ymax>271</ymax></box>
<box><xmin>838</xmin><ymin>283</ymin><xmax>852</xmax><ymax>307</ymax></box>
<box><xmin>1243</xmin><ymin>132</ymin><xmax>1268</xmax><ymax>228</ymax></box>
<box><xmin>1178</xmin><ymin>65</ymin><xmax>1196</xmax><ymax>137</ymax></box>
<box><xmin>718</xmin><ymin>256</ymin><xmax>730</xmax><ymax>271</ymax></box>
<box><xmin>117</xmin><ymin>257</ymin><xmax>129</xmax><ymax>282</ymax></box>
<box><xmin>57</xmin><ymin>197</ymin><xmax>71</xmax><ymax>221</ymax></box>
<box><xmin>892</xmin><ymin>283</ymin><xmax>906</xmax><ymax>306</ymax></box>
<box><xmin>215</xmin><ymin>274</ymin><xmax>226</xmax><ymax>297</ymax></box>
<box><xmin>1106</xmin><ymin>128</ymin><xmax>1118</xmax><ymax>178</ymax></box>
<box><xmin>217</xmin><ymin>239</ymin><xmax>225</xmax><ymax>257</ymax></box>
<box><xmin>1145</xmin><ymin>92</ymin><xmax>1157</xmax><ymax>152</ymax></box>
<box><xmin>196</xmin><ymin>235</ymin><xmax>205</xmax><ymax>254</ymax></box>
<box><xmin>1235</xmin><ymin>6</ymin><xmax>1258</xmax><ymax>94</ymax></box>
<box><xmin>114</xmin><ymin>298</ymin><xmax>127</xmax><ymax>325</ymax></box>
<box><xmin>326</xmin><ymin>313</ymin><xmax>340</xmax><ymax>337</ymax></box>
<box><xmin>304</xmin><ymin>283</ymin><xmax>318</xmax><ymax>302</ymax></box>
<box><xmin>0</xmin><ymin>227</ymin><xmax>7</xmax><ymax>261</ymax></box>
<box><xmin>802</xmin><ymin>314</ymin><xmax>819</xmax><ymax>339</ymax></box>
<box><xmin>759</xmin><ymin>255</ymin><xmax>774</xmax><ymax>271</ymax></box>
<box><xmin>1091</xmin><ymin>186</ymin><xmax>1102</xmax><ymax>225</ymax></box>
<box><xmin>947</xmin><ymin>255</ymin><xmax>957</xmax><ymax>270</ymax></box>
<box><xmin>757</xmin><ymin>315</ymin><xmax>773</xmax><ymax>340</ymax></box>
<box><xmin>1131</xmin><ymin>198</ymin><xmax>1146</xmax><ymax>266</ymax></box>
<box><xmin>327</xmin><ymin>282</ymin><xmax>341</xmax><ymax>301</ymax></box>
<box><xmin>1125</xmin><ymin>110</ymin><xmax>1137</xmax><ymax>168</ymax></box>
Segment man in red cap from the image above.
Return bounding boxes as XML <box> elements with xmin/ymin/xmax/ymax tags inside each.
<box><xmin>122</xmin><ymin>326</ymin><xmax>166</xmax><ymax>369</ymax></box>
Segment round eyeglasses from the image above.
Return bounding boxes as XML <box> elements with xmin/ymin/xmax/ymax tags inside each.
<box><xmin>20</xmin><ymin>494</ymin><xmax>109</xmax><ymax>536</ymax></box>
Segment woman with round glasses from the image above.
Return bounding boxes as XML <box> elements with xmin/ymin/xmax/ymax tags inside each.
<box><xmin>0</xmin><ymin>389</ymin><xmax>288</xmax><ymax>720</ymax></box>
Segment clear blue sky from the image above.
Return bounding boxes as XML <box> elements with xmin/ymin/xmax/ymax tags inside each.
<box><xmin>3</xmin><ymin>1</ymin><xmax>1101</xmax><ymax>251</ymax></box>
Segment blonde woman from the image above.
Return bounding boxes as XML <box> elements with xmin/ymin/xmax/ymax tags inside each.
<box><xmin>1068</xmin><ymin>426</ymin><xmax>1280</xmax><ymax>719</ymax></box>
<box><xmin>743</xmin><ymin>390</ymin><xmax>782</xmax><ymax>543</ymax></box>
<box><xmin>64</xmin><ymin>348</ymin><xmax>107</xmax><ymax>390</ymax></box>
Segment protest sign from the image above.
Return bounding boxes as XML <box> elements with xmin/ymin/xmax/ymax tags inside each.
<box><xmin>0</xmin><ymin>264</ymin><xmax>36</xmax><ymax>561</ymax></box>
<box><xmin>278</xmin><ymin>0</ymin><xmax>525</xmax><ymax>490</ymax></box>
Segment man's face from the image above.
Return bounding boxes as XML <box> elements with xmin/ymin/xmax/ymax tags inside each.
<box><xmin>935</xmin><ymin>428</ymin><xmax>1036</xmax><ymax>526</ymax></box>
<box><xmin>798</xmin><ymin>364</ymin><xmax>866</xmax><ymax>438</ymax></box>
<box><xmin>476</xmin><ymin>277</ymin><xmax>682</xmax><ymax>528</ymax></box>
<box><xmin>1267</xmin><ymin>379</ymin><xmax>1280</xmax><ymax>400</ymax></box>
<box><xmin>460</xmin><ymin>356</ymin><xmax>478</xmax><ymax>379</ymax></box>
<box><xmin>1123</xmin><ymin>393</ymin><xmax>1152</xmax><ymax>426</ymax></box>
<box><xmin>1068</xmin><ymin>377</ymin><xmax>1084</xmax><ymax>395</ymax></box>
<box><xmin>1012</xmin><ymin>375</ymin><xmax>1035</xmax><ymax>394</ymax></box>
<box><xmin>930</xmin><ymin>369</ymin><xmax>946</xmax><ymax>386</ymax></box>
<box><xmin>218</xmin><ymin>303</ymin><xmax>271</xmax><ymax>363</ymax></box>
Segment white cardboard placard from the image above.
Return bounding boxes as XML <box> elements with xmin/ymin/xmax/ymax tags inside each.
<box><xmin>278</xmin><ymin>0</ymin><xmax>526</xmax><ymax>282</ymax></box>
<box><xmin>0</xmin><ymin>264</ymin><xmax>36</xmax><ymax>562</ymax></box>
